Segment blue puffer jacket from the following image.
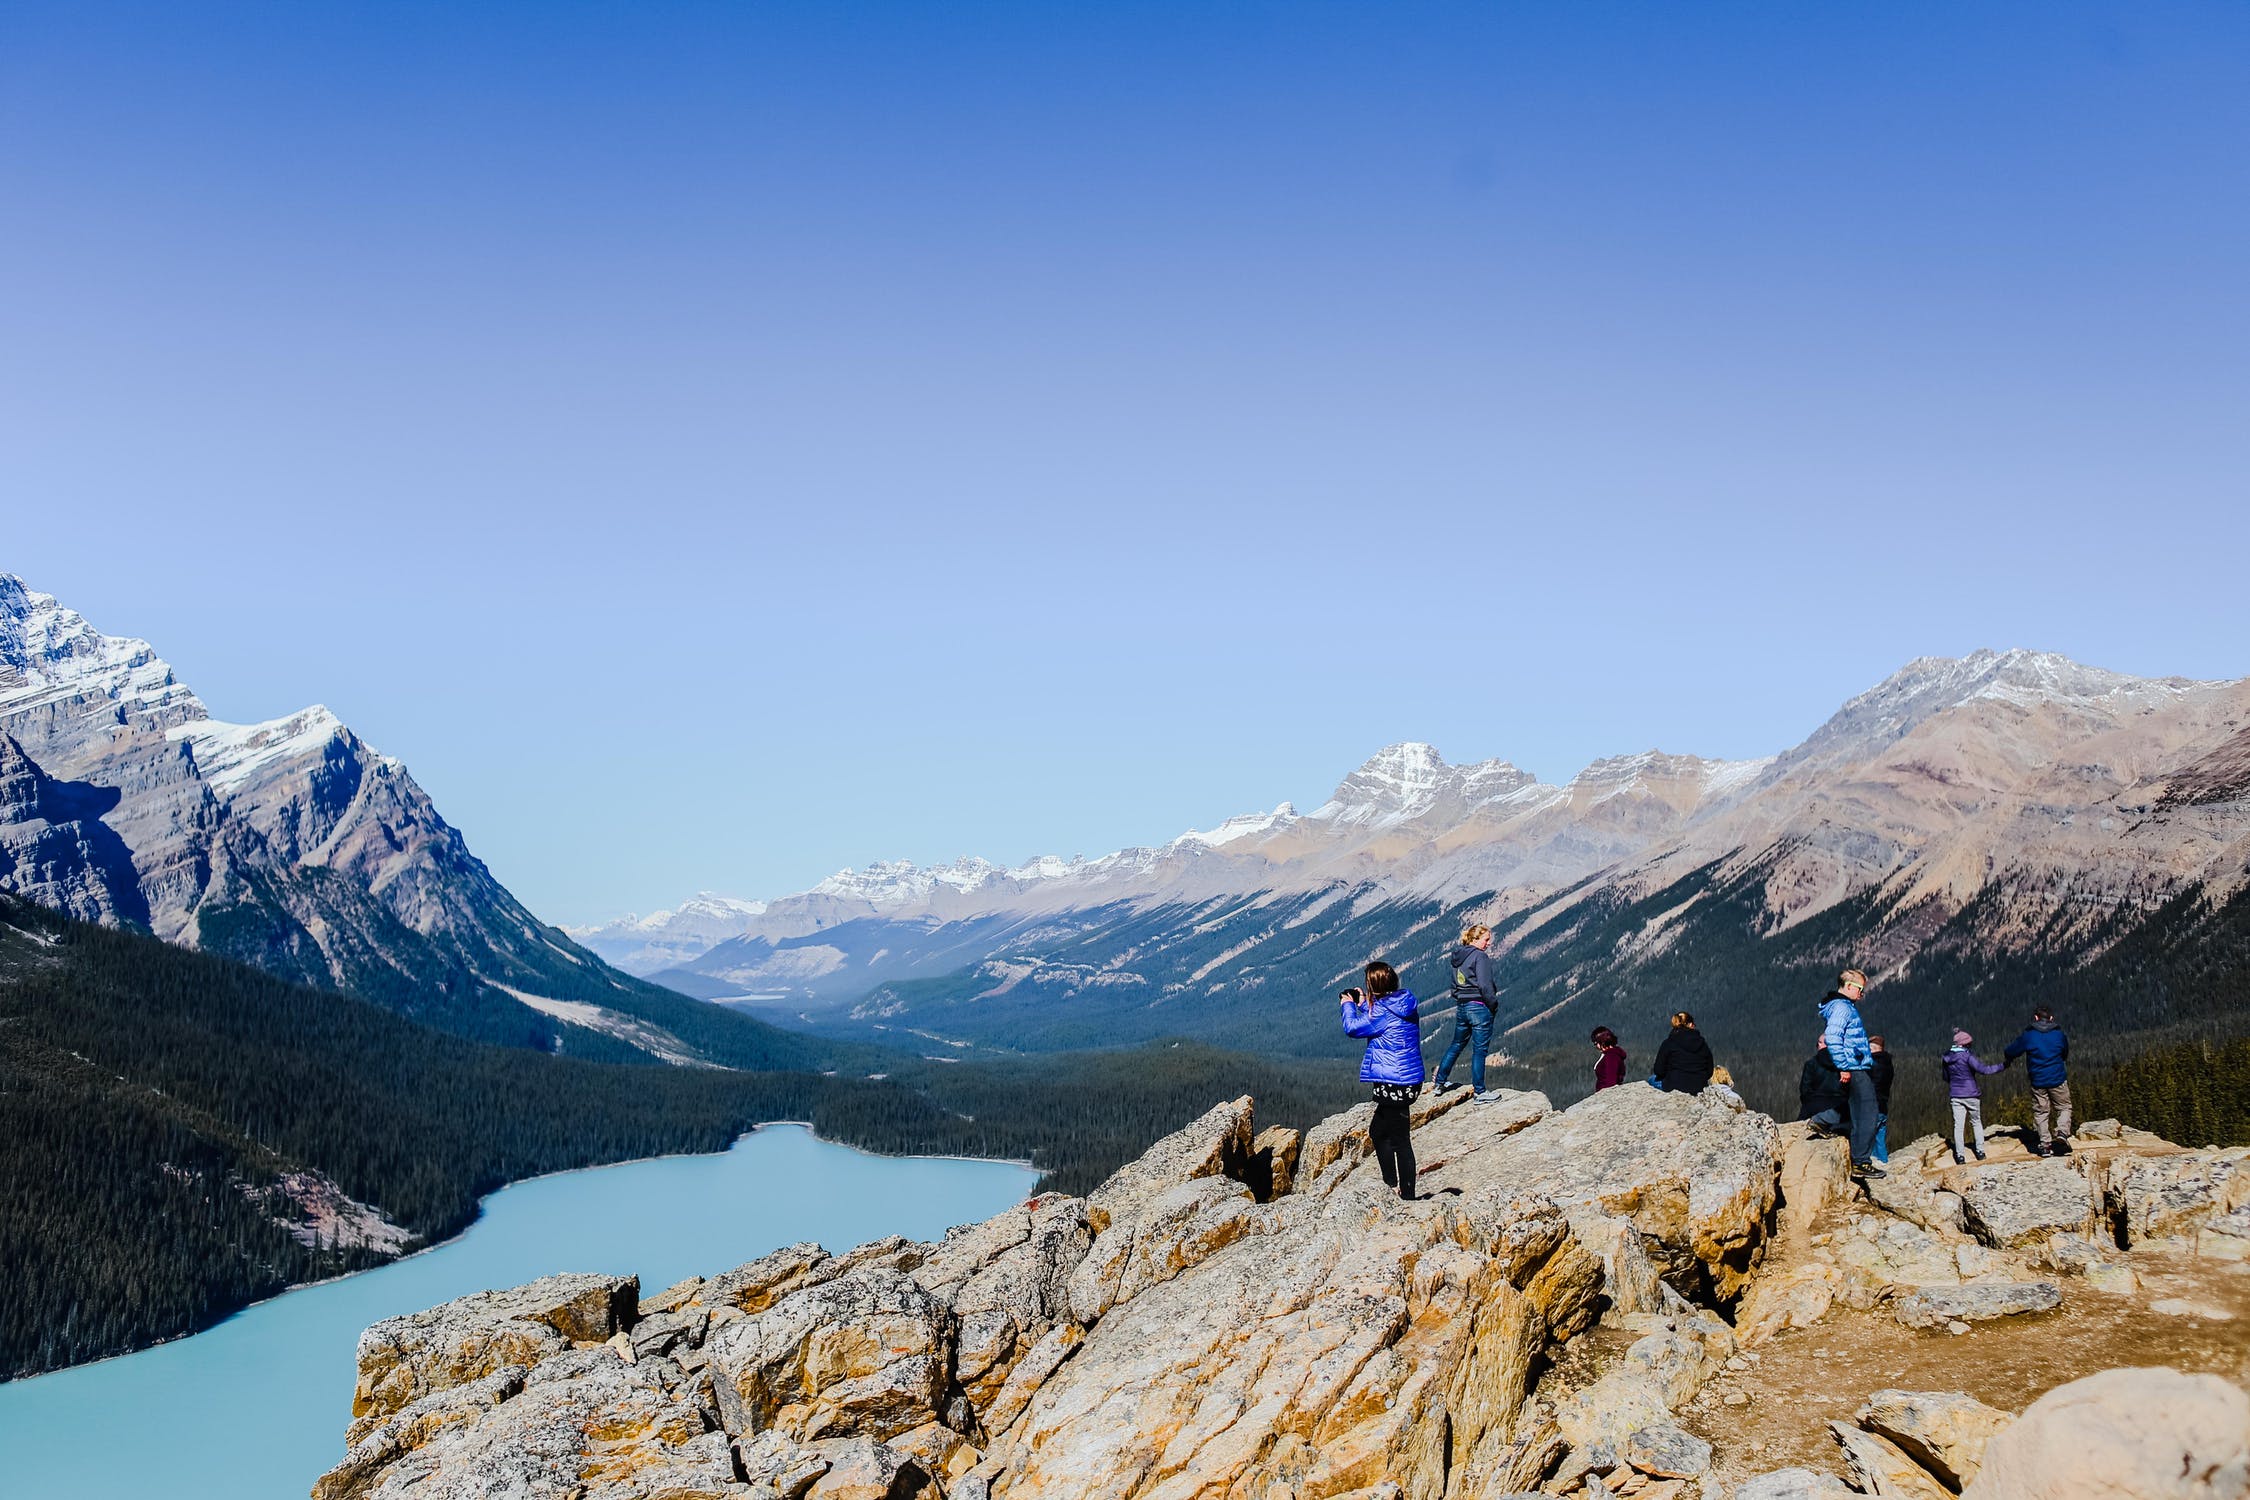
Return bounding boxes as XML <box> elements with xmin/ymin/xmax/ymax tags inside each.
<box><xmin>1819</xmin><ymin>993</ymin><xmax>1873</xmax><ymax>1071</ymax></box>
<box><xmin>1344</xmin><ymin>989</ymin><xmax>1425</xmax><ymax>1086</ymax></box>
<box><xmin>2005</xmin><ymin>1020</ymin><xmax>2070</xmax><ymax>1087</ymax></box>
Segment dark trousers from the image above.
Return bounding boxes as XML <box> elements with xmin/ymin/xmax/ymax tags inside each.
<box><xmin>1436</xmin><ymin>1002</ymin><xmax>1493</xmax><ymax>1092</ymax></box>
<box><xmin>1846</xmin><ymin>1067</ymin><xmax>1880</xmax><ymax>1165</ymax></box>
<box><xmin>1370</xmin><ymin>1096</ymin><xmax>1416</xmax><ymax>1199</ymax></box>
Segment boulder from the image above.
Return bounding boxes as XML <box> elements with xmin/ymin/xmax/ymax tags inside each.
<box><xmin>1891</xmin><ymin>1281</ymin><xmax>2062</xmax><ymax>1330</ymax></box>
<box><xmin>1064</xmin><ymin>1176</ymin><xmax>1267</xmax><ymax>1324</ymax></box>
<box><xmin>992</xmin><ymin>1184</ymin><xmax>1598</xmax><ymax>1498</ymax></box>
<box><xmin>1831</xmin><ymin>1420</ymin><xmax>1953</xmax><ymax>1499</ymax></box>
<box><xmin>2108</xmin><ymin>1151</ymin><xmax>2250</xmax><ymax>1249</ymax></box>
<box><xmin>348</xmin><ymin>1273</ymin><xmax>639</xmax><ymax>1432</ymax></box>
<box><xmin>707</xmin><ymin>1243</ymin><xmax>841</xmax><ymax>1314</ymax></box>
<box><xmin>1623</xmin><ymin>1423</ymin><xmax>1712</xmax><ymax>1478</ymax></box>
<box><xmin>1951</xmin><ymin>1160</ymin><xmax>2105</xmax><ymax>1251</ymax></box>
<box><xmin>1568</xmin><ymin>1208</ymin><xmax>1667</xmax><ymax>1321</ymax></box>
<box><xmin>1251</xmin><ymin>1124</ymin><xmax>1302</xmax><ymax>1199</ymax></box>
<box><xmin>706</xmin><ymin>1268</ymin><xmax>954</xmax><ymax>1442</ymax></box>
<box><xmin>1963</xmin><ymin>1366</ymin><xmax>2250</xmax><ymax>1499</ymax></box>
<box><xmin>802</xmin><ymin>1436</ymin><xmax>931</xmax><ymax>1500</ymax></box>
<box><xmin>324</xmin><ymin>1346</ymin><xmax>733</xmax><ymax>1500</ymax></box>
<box><xmin>1779</xmin><ymin>1130</ymin><xmax>1854</xmax><ymax>1239</ymax></box>
<box><xmin>1298</xmin><ymin>1102</ymin><xmax>1377</xmax><ymax>1187</ymax></box>
<box><xmin>1085</xmin><ymin>1095</ymin><xmax>1254</xmax><ymax>1224</ymax></box>
<box><xmin>1736</xmin><ymin>1262</ymin><xmax>1842</xmax><ymax>1346</ymax></box>
<box><xmin>1857</xmin><ymin>1389</ymin><xmax>2015</xmax><ymax>1489</ymax></box>
<box><xmin>1352</xmin><ymin>1084</ymin><xmax>1778</xmax><ymax>1298</ymax></box>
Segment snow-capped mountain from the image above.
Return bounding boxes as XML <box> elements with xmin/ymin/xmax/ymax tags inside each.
<box><xmin>573</xmin><ymin>737</ymin><xmax>1777</xmax><ymax>981</ymax></box>
<box><xmin>0</xmin><ymin>573</ymin><xmax>714</xmax><ymax>1056</ymax></box>
<box><xmin>573</xmin><ymin>646</ymin><xmax>2249</xmax><ymax>1049</ymax></box>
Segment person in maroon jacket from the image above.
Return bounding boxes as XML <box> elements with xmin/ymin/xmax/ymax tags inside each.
<box><xmin>1591</xmin><ymin>1026</ymin><xmax>1628</xmax><ymax>1091</ymax></box>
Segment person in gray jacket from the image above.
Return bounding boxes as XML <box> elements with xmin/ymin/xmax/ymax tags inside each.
<box><xmin>1432</xmin><ymin>923</ymin><xmax>1503</xmax><ymax>1100</ymax></box>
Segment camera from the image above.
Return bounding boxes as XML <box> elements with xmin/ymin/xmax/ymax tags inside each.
<box><xmin>1340</xmin><ymin>987</ymin><xmax>1365</xmax><ymax>1003</ymax></box>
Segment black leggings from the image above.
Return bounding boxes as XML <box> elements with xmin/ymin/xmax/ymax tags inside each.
<box><xmin>1369</xmin><ymin>1089</ymin><xmax>1416</xmax><ymax>1199</ymax></box>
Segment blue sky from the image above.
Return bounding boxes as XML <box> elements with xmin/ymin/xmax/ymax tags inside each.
<box><xmin>5</xmin><ymin>2</ymin><xmax>2246</xmax><ymax>924</ymax></box>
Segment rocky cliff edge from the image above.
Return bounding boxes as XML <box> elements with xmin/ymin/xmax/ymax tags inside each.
<box><xmin>314</xmin><ymin>1084</ymin><xmax>2250</xmax><ymax>1500</ymax></box>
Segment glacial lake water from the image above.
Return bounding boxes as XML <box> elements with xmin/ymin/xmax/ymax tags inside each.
<box><xmin>0</xmin><ymin>1124</ymin><xmax>1037</xmax><ymax>1500</ymax></box>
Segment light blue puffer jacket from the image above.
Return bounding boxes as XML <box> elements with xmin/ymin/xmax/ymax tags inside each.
<box><xmin>1819</xmin><ymin>993</ymin><xmax>1873</xmax><ymax>1071</ymax></box>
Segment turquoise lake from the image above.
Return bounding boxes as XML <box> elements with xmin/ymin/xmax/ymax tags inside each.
<box><xmin>0</xmin><ymin>1124</ymin><xmax>1037</xmax><ymax>1499</ymax></box>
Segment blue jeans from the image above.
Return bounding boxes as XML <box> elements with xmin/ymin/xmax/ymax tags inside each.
<box><xmin>1873</xmin><ymin>1116</ymin><xmax>1889</xmax><ymax>1164</ymax></box>
<box><xmin>1845</xmin><ymin>1068</ymin><xmax>1880</xmax><ymax>1165</ymax></box>
<box><xmin>1436</xmin><ymin>1002</ymin><xmax>1493</xmax><ymax>1092</ymax></box>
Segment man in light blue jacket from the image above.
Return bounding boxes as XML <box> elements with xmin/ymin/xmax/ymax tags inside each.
<box><xmin>1820</xmin><ymin>967</ymin><xmax>1883</xmax><ymax>1177</ymax></box>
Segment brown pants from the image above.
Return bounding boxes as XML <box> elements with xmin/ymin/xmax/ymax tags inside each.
<box><xmin>2032</xmin><ymin>1083</ymin><xmax>2072</xmax><ymax>1145</ymax></box>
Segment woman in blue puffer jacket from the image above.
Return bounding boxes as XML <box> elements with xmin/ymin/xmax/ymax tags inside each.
<box><xmin>1341</xmin><ymin>960</ymin><xmax>1425</xmax><ymax>1201</ymax></box>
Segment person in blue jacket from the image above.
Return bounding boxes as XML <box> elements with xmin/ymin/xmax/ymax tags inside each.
<box><xmin>2005</xmin><ymin>1005</ymin><xmax>2073</xmax><ymax>1155</ymax></box>
<box><xmin>1819</xmin><ymin>968</ymin><xmax>1883</xmax><ymax>1177</ymax></box>
<box><xmin>1341</xmin><ymin>960</ymin><xmax>1424</xmax><ymax>1201</ymax></box>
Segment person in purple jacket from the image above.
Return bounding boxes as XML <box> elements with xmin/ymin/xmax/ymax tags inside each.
<box><xmin>1943</xmin><ymin>1029</ymin><xmax>2004</xmax><ymax>1163</ymax></box>
<box><xmin>1341</xmin><ymin>960</ymin><xmax>1424</xmax><ymax>1201</ymax></box>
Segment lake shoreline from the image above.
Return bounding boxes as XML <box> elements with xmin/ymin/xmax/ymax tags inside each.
<box><xmin>3</xmin><ymin>1120</ymin><xmax>1035</xmax><ymax>1389</ymax></box>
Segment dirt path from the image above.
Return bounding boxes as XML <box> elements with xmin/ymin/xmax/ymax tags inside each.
<box><xmin>1675</xmin><ymin>1194</ymin><xmax>2250</xmax><ymax>1490</ymax></box>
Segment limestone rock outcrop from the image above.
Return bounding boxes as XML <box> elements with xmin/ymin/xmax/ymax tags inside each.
<box><xmin>1962</xmin><ymin>1367</ymin><xmax>2250</xmax><ymax>1499</ymax></box>
<box><xmin>314</xmin><ymin>1086</ymin><xmax>2250</xmax><ymax>1500</ymax></box>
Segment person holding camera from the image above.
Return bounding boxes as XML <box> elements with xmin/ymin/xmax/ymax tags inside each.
<box><xmin>1341</xmin><ymin>960</ymin><xmax>1424</xmax><ymax>1201</ymax></box>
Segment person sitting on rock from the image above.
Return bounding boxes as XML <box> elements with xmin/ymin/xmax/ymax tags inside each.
<box><xmin>1819</xmin><ymin>968</ymin><xmax>1884</xmax><ymax>1177</ymax></box>
<box><xmin>2005</xmin><ymin>1005</ymin><xmax>2073</xmax><ymax>1155</ymax></box>
<box><xmin>1591</xmin><ymin>1026</ymin><xmax>1628</xmax><ymax>1092</ymax></box>
<box><xmin>1799</xmin><ymin>1037</ymin><xmax>1846</xmax><ymax>1131</ymax></box>
<box><xmin>1943</xmin><ymin>1029</ymin><xmax>2003</xmax><ymax>1163</ymax></box>
<box><xmin>1340</xmin><ymin>960</ymin><xmax>1424</xmax><ymax>1201</ymax></box>
<box><xmin>1647</xmin><ymin>1011</ymin><xmax>1713</xmax><ymax>1095</ymax></box>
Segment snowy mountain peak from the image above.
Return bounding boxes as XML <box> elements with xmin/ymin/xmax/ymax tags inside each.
<box><xmin>0</xmin><ymin>573</ymin><xmax>202</xmax><ymax>726</ymax></box>
<box><xmin>1791</xmin><ymin>648</ymin><xmax>2215</xmax><ymax>774</ymax></box>
<box><xmin>1174</xmin><ymin>803</ymin><xmax>1299</xmax><ymax>850</ymax></box>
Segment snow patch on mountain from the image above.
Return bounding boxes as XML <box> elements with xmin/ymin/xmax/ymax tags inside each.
<box><xmin>167</xmin><ymin>707</ymin><xmax>358</xmax><ymax>794</ymax></box>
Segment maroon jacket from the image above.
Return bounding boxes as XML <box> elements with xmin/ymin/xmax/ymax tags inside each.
<box><xmin>1594</xmin><ymin>1044</ymin><xmax>1628</xmax><ymax>1091</ymax></box>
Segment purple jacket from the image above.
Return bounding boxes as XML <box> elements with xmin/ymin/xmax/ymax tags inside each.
<box><xmin>1343</xmin><ymin>989</ymin><xmax>1425</xmax><ymax>1087</ymax></box>
<box><xmin>1942</xmin><ymin>1046</ymin><xmax>2002</xmax><ymax>1099</ymax></box>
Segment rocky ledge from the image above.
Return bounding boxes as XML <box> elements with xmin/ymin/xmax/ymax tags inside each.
<box><xmin>315</xmin><ymin>1085</ymin><xmax>2250</xmax><ymax>1500</ymax></box>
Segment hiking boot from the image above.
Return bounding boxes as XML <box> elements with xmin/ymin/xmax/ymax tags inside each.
<box><xmin>1972</xmin><ymin>1149</ymin><xmax>1988</xmax><ymax>1161</ymax></box>
<box><xmin>1950</xmin><ymin>1149</ymin><xmax>1966</xmax><ymax>1166</ymax></box>
<box><xmin>1853</xmin><ymin>1160</ymin><xmax>1887</xmax><ymax>1178</ymax></box>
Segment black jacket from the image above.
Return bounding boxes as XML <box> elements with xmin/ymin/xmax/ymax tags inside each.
<box><xmin>1446</xmin><ymin>944</ymin><xmax>1498</xmax><ymax>1006</ymax></box>
<box><xmin>1652</xmin><ymin>1026</ymin><xmax>1714</xmax><ymax>1095</ymax></box>
<box><xmin>1798</xmin><ymin>1050</ymin><xmax>1845</xmax><ymax>1121</ymax></box>
<box><xmin>1868</xmin><ymin>1052</ymin><xmax>1895</xmax><ymax>1114</ymax></box>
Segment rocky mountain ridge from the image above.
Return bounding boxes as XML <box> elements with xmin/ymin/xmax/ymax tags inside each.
<box><xmin>579</xmin><ymin>651</ymin><xmax>2248</xmax><ymax>1079</ymax></box>
<box><xmin>0</xmin><ymin>573</ymin><xmax>766</xmax><ymax>1063</ymax></box>
<box><xmin>312</xmin><ymin>1083</ymin><xmax>2250</xmax><ymax>1499</ymax></box>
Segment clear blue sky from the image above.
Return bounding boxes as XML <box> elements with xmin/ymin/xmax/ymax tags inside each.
<box><xmin>5</xmin><ymin>3</ymin><xmax>2246</xmax><ymax>925</ymax></box>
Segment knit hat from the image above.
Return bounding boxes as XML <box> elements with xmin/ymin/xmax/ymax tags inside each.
<box><xmin>1953</xmin><ymin>1029</ymin><xmax>1972</xmax><ymax>1047</ymax></box>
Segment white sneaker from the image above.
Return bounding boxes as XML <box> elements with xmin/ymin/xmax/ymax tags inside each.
<box><xmin>1473</xmin><ymin>1089</ymin><xmax>1507</xmax><ymax>1103</ymax></box>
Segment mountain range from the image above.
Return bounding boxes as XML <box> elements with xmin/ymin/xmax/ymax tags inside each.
<box><xmin>571</xmin><ymin>650</ymin><xmax>2250</xmax><ymax>1060</ymax></box>
<box><xmin>7</xmin><ymin>568</ymin><xmax>2246</xmax><ymax>1093</ymax></box>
